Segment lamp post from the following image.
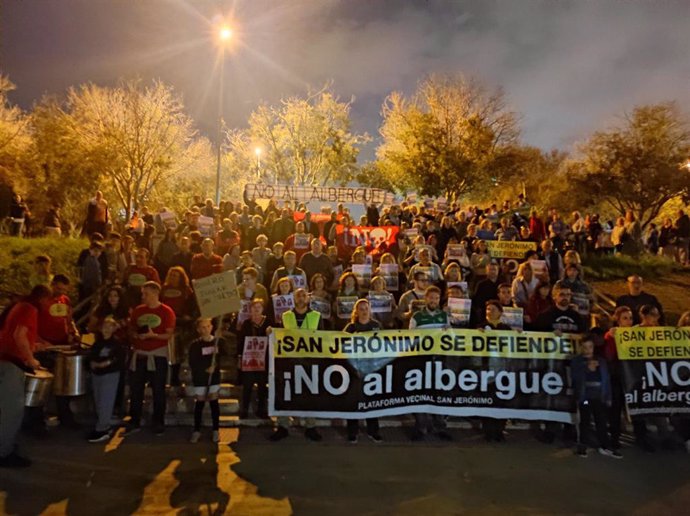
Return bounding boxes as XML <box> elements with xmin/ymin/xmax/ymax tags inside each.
<box><xmin>255</xmin><ymin>147</ymin><xmax>262</xmax><ymax>181</ymax></box>
<box><xmin>215</xmin><ymin>25</ymin><xmax>233</xmax><ymax>206</ymax></box>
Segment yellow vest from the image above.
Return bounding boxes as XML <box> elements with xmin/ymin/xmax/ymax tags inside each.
<box><xmin>282</xmin><ymin>310</ymin><xmax>320</xmax><ymax>329</ymax></box>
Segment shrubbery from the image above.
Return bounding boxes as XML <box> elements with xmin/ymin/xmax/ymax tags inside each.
<box><xmin>583</xmin><ymin>253</ymin><xmax>684</xmax><ymax>281</ymax></box>
<box><xmin>0</xmin><ymin>236</ymin><xmax>85</xmax><ymax>299</ymax></box>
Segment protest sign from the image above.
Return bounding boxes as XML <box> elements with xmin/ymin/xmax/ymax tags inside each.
<box><xmin>404</xmin><ymin>228</ymin><xmax>419</xmax><ymax>240</ymax></box>
<box><xmin>158</xmin><ymin>210</ymin><xmax>177</xmax><ymax>229</ymax></box>
<box><xmin>241</xmin><ymin>336</ymin><xmax>268</xmax><ymax>372</ymax></box>
<box><xmin>448</xmin><ymin>298</ymin><xmax>472</xmax><ymax>327</ymax></box>
<box><xmin>615</xmin><ymin>327</ymin><xmax>690</xmax><ymax>416</ymax></box>
<box><xmin>410</xmin><ymin>299</ymin><xmax>427</xmax><ymax>314</ymax></box>
<box><xmin>238</xmin><ymin>299</ymin><xmax>252</xmax><ymax>325</ymax></box>
<box><xmin>406</xmin><ymin>193</ymin><xmax>418</xmax><ymax>204</ymax></box>
<box><xmin>501</xmin><ymin>307</ymin><xmax>524</xmax><ymax>331</ymax></box>
<box><xmin>288</xmin><ymin>274</ymin><xmax>307</xmax><ymax>289</ymax></box>
<box><xmin>198</xmin><ymin>215</ymin><xmax>214</xmax><ymax>237</ymax></box>
<box><xmin>367</xmin><ymin>292</ymin><xmax>393</xmax><ymax>314</ymax></box>
<box><xmin>272</xmin><ymin>293</ymin><xmax>295</xmax><ymax>321</ymax></box>
<box><xmin>294</xmin><ymin>234</ymin><xmax>310</xmax><ymax>250</ymax></box>
<box><xmin>244</xmin><ymin>183</ymin><xmax>395</xmax><ymax>205</ymax></box>
<box><xmin>335</xmin><ymin>225</ymin><xmax>400</xmax><ymax>258</ymax></box>
<box><xmin>446</xmin><ymin>244</ymin><xmax>466</xmax><ymax>260</ymax></box>
<box><xmin>486</xmin><ymin>240</ymin><xmax>538</xmax><ymax>259</ymax></box>
<box><xmin>336</xmin><ymin>296</ymin><xmax>358</xmax><ymax>319</ymax></box>
<box><xmin>269</xmin><ymin>328</ymin><xmax>579</xmax><ymax>422</ymax></box>
<box><xmin>352</xmin><ymin>264</ymin><xmax>372</xmax><ymax>289</ymax></box>
<box><xmin>529</xmin><ymin>260</ymin><xmax>547</xmax><ymax>277</ymax></box>
<box><xmin>447</xmin><ymin>281</ymin><xmax>469</xmax><ymax>296</ymax></box>
<box><xmin>192</xmin><ymin>271</ymin><xmax>241</xmax><ymax>318</ymax></box>
<box><xmin>379</xmin><ymin>263</ymin><xmax>399</xmax><ymax>292</ymax></box>
<box><xmin>309</xmin><ymin>296</ymin><xmax>332</xmax><ymax>320</ymax></box>
<box><xmin>571</xmin><ymin>292</ymin><xmax>591</xmax><ymax>316</ymax></box>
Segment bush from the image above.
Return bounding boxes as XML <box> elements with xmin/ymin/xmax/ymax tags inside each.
<box><xmin>0</xmin><ymin>236</ymin><xmax>86</xmax><ymax>299</ymax></box>
<box><xmin>583</xmin><ymin>253</ymin><xmax>684</xmax><ymax>281</ymax></box>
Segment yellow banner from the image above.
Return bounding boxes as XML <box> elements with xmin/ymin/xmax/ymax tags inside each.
<box><xmin>486</xmin><ymin>240</ymin><xmax>537</xmax><ymax>259</ymax></box>
<box><xmin>615</xmin><ymin>326</ymin><xmax>690</xmax><ymax>360</ymax></box>
<box><xmin>273</xmin><ymin>328</ymin><xmax>579</xmax><ymax>360</ymax></box>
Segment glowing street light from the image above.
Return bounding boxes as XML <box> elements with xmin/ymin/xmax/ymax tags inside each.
<box><xmin>218</xmin><ymin>26</ymin><xmax>233</xmax><ymax>42</ymax></box>
<box><xmin>214</xmin><ymin>23</ymin><xmax>235</xmax><ymax>206</ymax></box>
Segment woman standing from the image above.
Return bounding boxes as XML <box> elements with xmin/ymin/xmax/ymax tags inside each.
<box><xmin>343</xmin><ymin>299</ymin><xmax>383</xmax><ymax>444</ymax></box>
<box><xmin>237</xmin><ymin>300</ymin><xmax>271</xmax><ymax>419</ymax></box>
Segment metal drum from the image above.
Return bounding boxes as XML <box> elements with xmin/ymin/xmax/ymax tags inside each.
<box><xmin>53</xmin><ymin>352</ymin><xmax>88</xmax><ymax>396</ymax></box>
<box><xmin>25</xmin><ymin>370</ymin><xmax>54</xmax><ymax>407</ymax></box>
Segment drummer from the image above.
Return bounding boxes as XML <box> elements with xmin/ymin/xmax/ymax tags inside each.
<box><xmin>0</xmin><ymin>285</ymin><xmax>53</xmax><ymax>468</ymax></box>
<box><xmin>34</xmin><ymin>274</ymin><xmax>80</xmax><ymax>430</ymax></box>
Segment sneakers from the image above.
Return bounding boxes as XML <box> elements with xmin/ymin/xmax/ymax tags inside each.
<box><xmin>367</xmin><ymin>432</ymin><xmax>383</xmax><ymax>443</ymax></box>
<box><xmin>598</xmin><ymin>447</ymin><xmax>623</xmax><ymax>459</ymax></box>
<box><xmin>87</xmin><ymin>430</ymin><xmax>112</xmax><ymax>443</ymax></box>
<box><xmin>190</xmin><ymin>431</ymin><xmax>201</xmax><ymax>444</ymax></box>
<box><xmin>0</xmin><ymin>452</ymin><xmax>32</xmax><ymax>468</ymax></box>
<box><xmin>576</xmin><ymin>445</ymin><xmax>588</xmax><ymax>458</ymax></box>
<box><xmin>304</xmin><ymin>428</ymin><xmax>322</xmax><ymax>442</ymax></box>
<box><xmin>212</xmin><ymin>430</ymin><xmax>220</xmax><ymax>443</ymax></box>
<box><xmin>347</xmin><ymin>434</ymin><xmax>358</xmax><ymax>444</ymax></box>
<box><xmin>269</xmin><ymin>426</ymin><xmax>289</xmax><ymax>442</ymax></box>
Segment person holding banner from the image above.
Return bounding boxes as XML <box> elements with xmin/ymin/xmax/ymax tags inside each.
<box><xmin>270</xmin><ymin>289</ymin><xmax>324</xmax><ymax>442</ymax></box>
<box><xmin>571</xmin><ymin>335</ymin><xmax>621</xmax><ymax>459</ymax></box>
<box><xmin>188</xmin><ymin>318</ymin><xmax>223</xmax><ymax>443</ymax></box>
<box><xmin>343</xmin><ymin>299</ymin><xmax>383</xmax><ymax>444</ymax></box>
<box><xmin>408</xmin><ymin>286</ymin><xmax>453</xmax><ymax>442</ymax></box>
<box><xmin>237</xmin><ymin>300</ymin><xmax>270</xmax><ymax>420</ymax></box>
<box><xmin>368</xmin><ymin>276</ymin><xmax>397</xmax><ymax>329</ymax></box>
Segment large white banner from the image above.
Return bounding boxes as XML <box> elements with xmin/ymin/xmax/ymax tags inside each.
<box><xmin>244</xmin><ymin>183</ymin><xmax>395</xmax><ymax>205</ymax></box>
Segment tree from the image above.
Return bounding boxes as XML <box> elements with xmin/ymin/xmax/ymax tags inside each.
<box><xmin>226</xmin><ymin>85</ymin><xmax>368</xmax><ymax>187</ymax></box>
<box><xmin>571</xmin><ymin>102</ymin><xmax>690</xmax><ymax>228</ymax></box>
<box><xmin>0</xmin><ymin>75</ymin><xmax>31</xmax><ymax>192</ymax></box>
<box><xmin>67</xmin><ymin>79</ymin><xmax>203</xmax><ymax>217</ymax></box>
<box><xmin>375</xmin><ymin>74</ymin><xmax>519</xmax><ymax>199</ymax></box>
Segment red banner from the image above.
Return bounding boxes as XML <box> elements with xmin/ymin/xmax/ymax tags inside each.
<box><xmin>335</xmin><ymin>225</ymin><xmax>399</xmax><ymax>259</ymax></box>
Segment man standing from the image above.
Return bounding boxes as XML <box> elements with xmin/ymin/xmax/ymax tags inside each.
<box><xmin>539</xmin><ymin>239</ymin><xmax>564</xmax><ymax>285</ymax></box>
<box><xmin>408</xmin><ymin>247</ymin><xmax>443</xmax><ymax>285</ymax></box>
<box><xmin>124</xmin><ymin>248</ymin><xmax>161</xmax><ymax>309</ymax></box>
<box><xmin>615</xmin><ymin>275</ymin><xmax>665</xmax><ymax>325</ymax></box>
<box><xmin>85</xmin><ymin>191</ymin><xmax>109</xmax><ymax>238</ymax></box>
<box><xmin>408</xmin><ymin>286</ymin><xmax>453</xmax><ymax>442</ymax></box>
<box><xmin>125</xmin><ymin>282</ymin><xmax>176</xmax><ymax>436</ymax></box>
<box><xmin>190</xmin><ymin>238</ymin><xmax>223</xmax><ymax>280</ymax></box>
<box><xmin>471</xmin><ymin>262</ymin><xmax>503</xmax><ymax>326</ymax></box>
<box><xmin>676</xmin><ymin>209</ymin><xmax>690</xmax><ymax>265</ymax></box>
<box><xmin>299</xmin><ymin>238</ymin><xmax>334</xmax><ymax>285</ymax></box>
<box><xmin>270</xmin><ymin>251</ymin><xmax>308</xmax><ymax>293</ymax></box>
<box><xmin>270</xmin><ymin>288</ymin><xmax>323</xmax><ymax>442</ymax></box>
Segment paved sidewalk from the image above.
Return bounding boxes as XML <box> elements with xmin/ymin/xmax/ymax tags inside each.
<box><xmin>1</xmin><ymin>426</ymin><xmax>690</xmax><ymax>515</ymax></box>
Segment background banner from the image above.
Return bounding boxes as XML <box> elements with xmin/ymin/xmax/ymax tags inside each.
<box><xmin>269</xmin><ymin>328</ymin><xmax>579</xmax><ymax>422</ymax></box>
<box><xmin>244</xmin><ymin>183</ymin><xmax>395</xmax><ymax>205</ymax></box>
<box><xmin>615</xmin><ymin>326</ymin><xmax>690</xmax><ymax>416</ymax></box>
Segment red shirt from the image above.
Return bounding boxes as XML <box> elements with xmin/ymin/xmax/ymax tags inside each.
<box><xmin>129</xmin><ymin>303</ymin><xmax>176</xmax><ymax>352</ymax></box>
<box><xmin>126</xmin><ymin>265</ymin><xmax>161</xmax><ymax>287</ymax></box>
<box><xmin>38</xmin><ymin>295</ymin><xmax>72</xmax><ymax>345</ymax></box>
<box><xmin>0</xmin><ymin>302</ymin><xmax>39</xmax><ymax>363</ymax></box>
<box><xmin>190</xmin><ymin>253</ymin><xmax>223</xmax><ymax>280</ymax></box>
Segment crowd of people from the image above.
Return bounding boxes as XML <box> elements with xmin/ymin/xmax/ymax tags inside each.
<box><xmin>1</xmin><ymin>188</ymin><xmax>689</xmax><ymax>469</ymax></box>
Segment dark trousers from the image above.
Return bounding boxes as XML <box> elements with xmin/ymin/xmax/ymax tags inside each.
<box><xmin>347</xmin><ymin>418</ymin><xmax>379</xmax><ymax>438</ymax></box>
<box><xmin>240</xmin><ymin>372</ymin><xmax>268</xmax><ymax>416</ymax></box>
<box><xmin>608</xmin><ymin>377</ymin><xmax>625</xmax><ymax>446</ymax></box>
<box><xmin>129</xmin><ymin>356</ymin><xmax>168</xmax><ymax>427</ymax></box>
<box><xmin>579</xmin><ymin>400</ymin><xmax>610</xmax><ymax>449</ymax></box>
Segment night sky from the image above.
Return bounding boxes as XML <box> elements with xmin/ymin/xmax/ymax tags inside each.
<box><xmin>2</xmin><ymin>0</ymin><xmax>689</xmax><ymax>160</ymax></box>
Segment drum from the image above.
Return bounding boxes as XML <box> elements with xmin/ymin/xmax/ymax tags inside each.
<box><xmin>53</xmin><ymin>352</ymin><xmax>88</xmax><ymax>396</ymax></box>
<box><xmin>25</xmin><ymin>370</ymin><xmax>54</xmax><ymax>407</ymax></box>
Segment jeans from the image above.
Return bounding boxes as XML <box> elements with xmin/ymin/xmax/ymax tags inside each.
<box><xmin>0</xmin><ymin>361</ymin><xmax>25</xmax><ymax>457</ymax></box>
<box><xmin>578</xmin><ymin>399</ymin><xmax>610</xmax><ymax>449</ymax></box>
<box><xmin>92</xmin><ymin>372</ymin><xmax>120</xmax><ymax>432</ymax></box>
<box><xmin>129</xmin><ymin>357</ymin><xmax>168</xmax><ymax>428</ymax></box>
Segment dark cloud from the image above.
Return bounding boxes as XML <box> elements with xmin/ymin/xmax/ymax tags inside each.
<box><xmin>2</xmin><ymin>0</ymin><xmax>689</xmax><ymax>159</ymax></box>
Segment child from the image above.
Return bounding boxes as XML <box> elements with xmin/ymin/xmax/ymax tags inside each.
<box><xmin>188</xmin><ymin>318</ymin><xmax>223</xmax><ymax>443</ymax></box>
<box><xmin>571</xmin><ymin>334</ymin><xmax>622</xmax><ymax>459</ymax></box>
<box><xmin>237</xmin><ymin>299</ymin><xmax>271</xmax><ymax>419</ymax></box>
<box><xmin>88</xmin><ymin>316</ymin><xmax>126</xmax><ymax>443</ymax></box>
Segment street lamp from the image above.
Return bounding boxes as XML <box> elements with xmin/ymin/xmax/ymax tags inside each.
<box><xmin>255</xmin><ymin>147</ymin><xmax>262</xmax><ymax>181</ymax></box>
<box><xmin>215</xmin><ymin>25</ymin><xmax>233</xmax><ymax>206</ymax></box>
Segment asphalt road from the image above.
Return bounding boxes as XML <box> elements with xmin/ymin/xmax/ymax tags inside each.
<box><xmin>1</xmin><ymin>425</ymin><xmax>689</xmax><ymax>515</ymax></box>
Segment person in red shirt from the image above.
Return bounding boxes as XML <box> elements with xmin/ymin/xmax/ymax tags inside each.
<box><xmin>190</xmin><ymin>238</ymin><xmax>223</xmax><ymax>280</ymax></box>
<box><xmin>160</xmin><ymin>266</ymin><xmax>195</xmax><ymax>386</ymax></box>
<box><xmin>0</xmin><ymin>285</ymin><xmax>52</xmax><ymax>468</ymax></box>
<box><xmin>36</xmin><ymin>274</ymin><xmax>80</xmax><ymax>428</ymax></box>
<box><xmin>124</xmin><ymin>281</ymin><xmax>176</xmax><ymax>436</ymax></box>
<box><xmin>124</xmin><ymin>248</ymin><xmax>161</xmax><ymax>308</ymax></box>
